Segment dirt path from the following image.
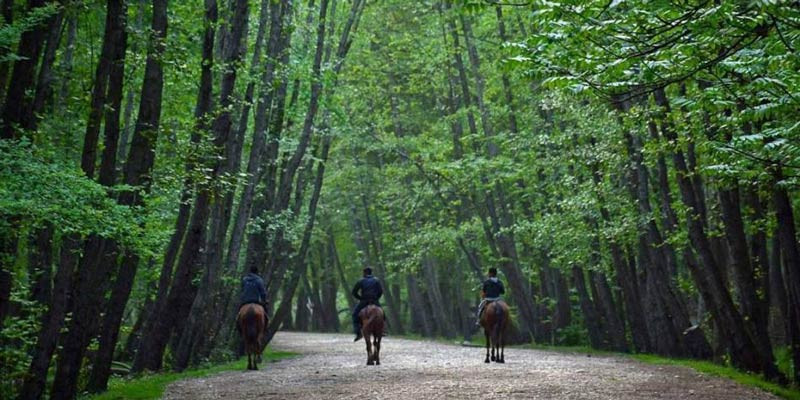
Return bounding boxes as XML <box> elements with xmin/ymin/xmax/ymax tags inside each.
<box><xmin>163</xmin><ymin>332</ymin><xmax>777</xmax><ymax>399</ymax></box>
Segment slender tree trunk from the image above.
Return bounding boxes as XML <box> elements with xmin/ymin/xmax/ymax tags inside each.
<box><xmin>652</xmin><ymin>87</ymin><xmax>764</xmax><ymax>374</ymax></box>
<box><xmin>458</xmin><ymin>11</ymin><xmax>538</xmax><ymax>339</ymax></box>
<box><xmin>572</xmin><ymin>266</ymin><xmax>604</xmax><ymax>348</ymax></box>
<box><xmin>225</xmin><ymin>0</ymin><xmax>291</xmax><ymax>280</ymax></box>
<box><xmin>0</xmin><ymin>0</ymin><xmax>13</xmax><ymax>97</ymax></box>
<box><xmin>718</xmin><ymin>185</ymin><xmax>781</xmax><ymax>379</ymax></box>
<box><xmin>407</xmin><ymin>274</ymin><xmax>433</xmax><ymax>336</ymax></box>
<box><xmin>422</xmin><ymin>256</ymin><xmax>456</xmax><ymax>338</ymax></box>
<box><xmin>1</xmin><ymin>0</ymin><xmax>50</xmax><ymax>139</ymax></box>
<box><xmin>71</xmin><ymin>0</ymin><xmax>131</xmax><ymax>389</ymax></box>
<box><xmin>81</xmin><ymin>0</ymin><xmax>126</xmax><ymax>179</ymax></box>
<box><xmin>31</xmin><ymin>9</ymin><xmax>64</xmax><ymax>117</ymax></box>
<box><xmin>28</xmin><ymin>226</ymin><xmax>54</xmax><ymax>309</ymax></box>
<box><xmin>173</xmin><ymin>0</ymin><xmax>250</xmax><ymax>371</ymax></box>
<box><xmin>57</xmin><ymin>14</ymin><xmax>77</xmax><ymax>105</ymax></box>
<box><xmin>17</xmin><ymin>237</ymin><xmax>80</xmax><ymax>400</ymax></box>
<box><xmin>772</xmin><ymin>166</ymin><xmax>800</xmax><ymax>383</ymax></box>
<box><xmin>265</xmin><ymin>135</ymin><xmax>331</xmax><ymax>343</ymax></box>
<box><xmin>49</xmin><ymin>1</ymin><xmax>133</xmax><ymax>395</ymax></box>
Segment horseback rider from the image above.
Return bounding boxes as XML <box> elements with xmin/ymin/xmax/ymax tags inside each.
<box><xmin>352</xmin><ymin>267</ymin><xmax>383</xmax><ymax>342</ymax></box>
<box><xmin>240</xmin><ymin>265</ymin><xmax>268</xmax><ymax>316</ymax></box>
<box><xmin>476</xmin><ymin>267</ymin><xmax>505</xmax><ymax>325</ymax></box>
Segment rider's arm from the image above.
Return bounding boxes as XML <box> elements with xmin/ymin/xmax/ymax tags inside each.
<box><xmin>376</xmin><ymin>280</ymin><xmax>383</xmax><ymax>300</ymax></box>
<box><xmin>499</xmin><ymin>280</ymin><xmax>505</xmax><ymax>295</ymax></box>
<box><xmin>258</xmin><ymin>278</ymin><xmax>267</xmax><ymax>303</ymax></box>
<box><xmin>352</xmin><ymin>280</ymin><xmax>362</xmax><ymax>300</ymax></box>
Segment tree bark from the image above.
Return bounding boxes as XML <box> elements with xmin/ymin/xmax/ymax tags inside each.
<box><xmin>130</xmin><ymin>0</ymin><xmax>215</xmax><ymax>373</ymax></box>
<box><xmin>772</xmin><ymin>166</ymin><xmax>800</xmax><ymax>383</ymax></box>
<box><xmin>172</xmin><ymin>0</ymin><xmax>250</xmax><ymax>371</ymax></box>
<box><xmin>652</xmin><ymin>87</ymin><xmax>764</xmax><ymax>374</ymax></box>
<box><xmin>17</xmin><ymin>237</ymin><xmax>80</xmax><ymax>400</ymax></box>
<box><xmin>265</xmin><ymin>134</ymin><xmax>331</xmax><ymax>343</ymax></box>
<box><xmin>81</xmin><ymin>0</ymin><xmax>126</xmax><ymax>179</ymax></box>
<box><xmin>1</xmin><ymin>0</ymin><xmax>50</xmax><ymax>139</ymax></box>
<box><xmin>572</xmin><ymin>266</ymin><xmax>604</xmax><ymax>349</ymax></box>
<box><xmin>31</xmin><ymin>9</ymin><xmax>64</xmax><ymax>118</ymax></box>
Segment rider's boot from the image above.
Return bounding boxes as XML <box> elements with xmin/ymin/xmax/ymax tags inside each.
<box><xmin>354</xmin><ymin>323</ymin><xmax>363</xmax><ymax>342</ymax></box>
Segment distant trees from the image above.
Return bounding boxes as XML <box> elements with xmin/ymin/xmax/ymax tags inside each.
<box><xmin>1</xmin><ymin>0</ymin><xmax>799</xmax><ymax>397</ymax></box>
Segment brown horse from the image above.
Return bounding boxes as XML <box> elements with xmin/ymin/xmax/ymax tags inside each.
<box><xmin>480</xmin><ymin>300</ymin><xmax>509</xmax><ymax>363</ymax></box>
<box><xmin>359</xmin><ymin>304</ymin><xmax>384</xmax><ymax>365</ymax></box>
<box><xmin>237</xmin><ymin>303</ymin><xmax>267</xmax><ymax>370</ymax></box>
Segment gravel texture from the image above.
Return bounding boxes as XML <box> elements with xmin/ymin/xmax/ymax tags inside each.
<box><xmin>163</xmin><ymin>331</ymin><xmax>778</xmax><ymax>399</ymax></box>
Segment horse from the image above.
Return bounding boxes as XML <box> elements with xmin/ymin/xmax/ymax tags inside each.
<box><xmin>359</xmin><ymin>304</ymin><xmax>384</xmax><ymax>365</ymax></box>
<box><xmin>237</xmin><ymin>303</ymin><xmax>267</xmax><ymax>370</ymax></box>
<box><xmin>480</xmin><ymin>300</ymin><xmax>509</xmax><ymax>363</ymax></box>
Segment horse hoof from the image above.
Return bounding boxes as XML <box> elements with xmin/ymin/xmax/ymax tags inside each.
<box><xmin>491</xmin><ymin>355</ymin><xmax>496</xmax><ymax>361</ymax></box>
<box><xmin>484</xmin><ymin>359</ymin><xmax>490</xmax><ymax>364</ymax></box>
<box><xmin>376</xmin><ymin>361</ymin><xmax>380</xmax><ymax>365</ymax></box>
<box><xmin>497</xmin><ymin>359</ymin><xmax>505</xmax><ymax>364</ymax></box>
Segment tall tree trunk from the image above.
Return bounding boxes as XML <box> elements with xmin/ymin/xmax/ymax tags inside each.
<box><xmin>455</xmin><ymin>10</ymin><xmax>538</xmax><ymax>339</ymax></box>
<box><xmin>590</xmin><ymin>269</ymin><xmax>628</xmax><ymax>352</ymax></box>
<box><xmin>17</xmin><ymin>237</ymin><xmax>80</xmax><ymax>400</ymax></box>
<box><xmin>50</xmin><ymin>0</ymin><xmax>133</xmax><ymax>395</ymax></box>
<box><xmin>173</xmin><ymin>0</ymin><xmax>250</xmax><ymax>371</ymax></box>
<box><xmin>617</xmin><ymin>107</ymin><xmax>711</xmax><ymax>358</ymax></box>
<box><xmin>265</xmin><ymin>135</ymin><xmax>331</xmax><ymax>343</ymax></box>
<box><xmin>1</xmin><ymin>0</ymin><xmax>50</xmax><ymax>139</ymax></box>
<box><xmin>772</xmin><ymin>166</ymin><xmax>800</xmax><ymax>383</ymax></box>
<box><xmin>67</xmin><ymin>0</ymin><xmax>130</xmax><ymax>389</ymax></box>
<box><xmin>718</xmin><ymin>185</ymin><xmax>781</xmax><ymax>380</ymax></box>
<box><xmin>57</xmin><ymin>13</ymin><xmax>77</xmax><ymax>105</ymax></box>
<box><xmin>652</xmin><ymin>87</ymin><xmax>764</xmax><ymax>374</ymax></box>
<box><xmin>81</xmin><ymin>0</ymin><xmax>126</xmax><ymax>179</ymax></box>
<box><xmin>0</xmin><ymin>0</ymin><xmax>14</xmax><ymax>97</ymax></box>
<box><xmin>572</xmin><ymin>266</ymin><xmax>604</xmax><ymax>349</ymax></box>
<box><xmin>422</xmin><ymin>256</ymin><xmax>456</xmax><ymax>338</ymax></box>
<box><xmin>31</xmin><ymin>9</ymin><xmax>64</xmax><ymax>118</ymax></box>
<box><xmin>224</xmin><ymin>0</ymin><xmax>285</xmax><ymax>278</ymax></box>
<box><xmin>28</xmin><ymin>226</ymin><xmax>54</xmax><ymax>309</ymax></box>
<box><xmin>132</xmin><ymin>0</ymin><xmax>216</xmax><ymax>373</ymax></box>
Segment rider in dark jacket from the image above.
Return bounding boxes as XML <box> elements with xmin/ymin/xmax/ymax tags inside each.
<box><xmin>476</xmin><ymin>267</ymin><xmax>504</xmax><ymax>325</ymax></box>
<box><xmin>352</xmin><ymin>267</ymin><xmax>383</xmax><ymax>342</ymax></box>
<box><xmin>240</xmin><ymin>265</ymin><xmax>267</xmax><ymax>314</ymax></box>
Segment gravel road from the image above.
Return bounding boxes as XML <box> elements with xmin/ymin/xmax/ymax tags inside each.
<box><xmin>163</xmin><ymin>331</ymin><xmax>777</xmax><ymax>399</ymax></box>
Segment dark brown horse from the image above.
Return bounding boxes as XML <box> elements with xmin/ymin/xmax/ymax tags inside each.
<box><xmin>359</xmin><ymin>304</ymin><xmax>384</xmax><ymax>365</ymax></box>
<box><xmin>237</xmin><ymin>303</ymin><xmax>267</xmax><ymax>370</ymax></box>
<box><xmin>480</xmin><ymin>300</ymin><xmax>509</xmax><ymax>363</ymax></box>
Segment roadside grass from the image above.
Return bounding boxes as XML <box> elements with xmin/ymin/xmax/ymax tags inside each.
<box><xmin>82</xmin><ymin>349</ymin><xmax>296</xmax><ymax>400</ymax></box>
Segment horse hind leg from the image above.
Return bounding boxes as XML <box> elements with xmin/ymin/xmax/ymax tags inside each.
<box><xmin>484</xmin><ymin>330</ymin><xmax>490</xmax><ymax>363</ymax></box>
<box><xmin>497</xmin><ymin>333</ymin><xmax>505</xmax><ymax>363</ymax></box>
<box><xmin>374</xmin><ymin>336</ymin><xmax>381</xmax><ymax>365</ymax></box>
<box><xmin>365</xmin><ymin>335</ymin><xmax>374</xmax><ymax>366</ymax></box>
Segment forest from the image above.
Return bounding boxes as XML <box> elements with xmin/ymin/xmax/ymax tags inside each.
<box><xmin>1</xmin><ymin>0</ymin><xmax>799</xmax><ymax>398</ymax></box>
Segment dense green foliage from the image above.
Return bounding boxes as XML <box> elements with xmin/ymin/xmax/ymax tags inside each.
<box><xmin>1</xmin><ymin>0</ymin><xmax>800</xmax><ymax>398</ymax></box>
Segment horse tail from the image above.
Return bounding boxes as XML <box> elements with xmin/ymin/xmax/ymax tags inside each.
<box><xmin>365</xmin><ymin>307</ymin><xmax>383</xmax><ymax>336</ymax></box>
<box><xmin>244</xmin><ymin>306</ymin><xmax>259</xmax><ymax>353</ymax></box>
<box><xmin>493</xmin><ymin>302</ymin><xmax>504</xmax><ymax>339</ymax></box>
